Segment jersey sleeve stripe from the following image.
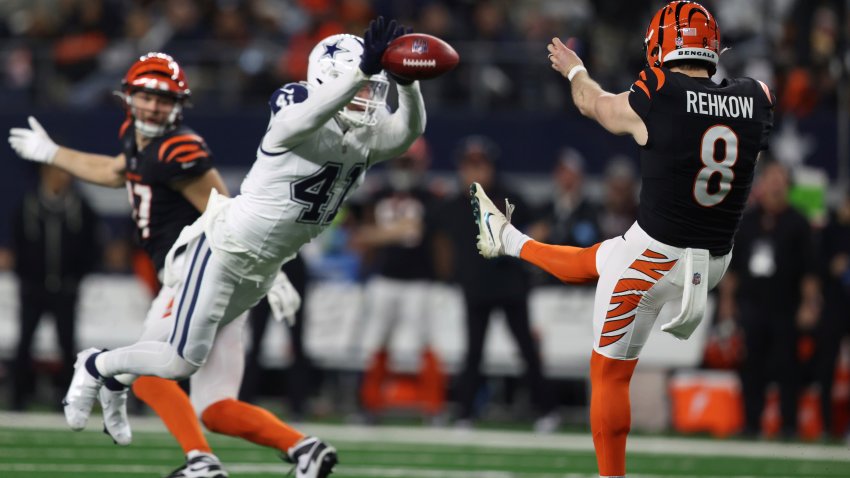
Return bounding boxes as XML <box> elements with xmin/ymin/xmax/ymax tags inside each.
<box><xmin>119</xmin><ymin>118</ymin><xmax>131</xmax><ymax>139</ymax></box>
<box><xmin>639</xmin><ymin>70</ymin><xmax>647</xmax><ymax>81</ymax></box>
<box><xmin>756</xmin><ymin>80</ymin><xmax>772</xmax><ymax>104</ymax></box>
<box><xmin>650</xmin><ymin>67</ymin><xmax>665</xmax><ymax>91</ymax></box>
<box><xmin>634</xmin><ymin>80</ymin><xmax>651</xmax><ymax>98</ymax></box>
<box><xmin>158</xmin><ymin>134</ymin><xmax>204</xmax><ymax>161</ymax></box>
<box><xmin>172</xmin><ymin>150</ymin><xmax>209</xmax><ymax>164</ymax></box>
<box><xmin>164</xmin><ymin>143</ymin><xmax>204</xmax><ymax>162</ymax></box>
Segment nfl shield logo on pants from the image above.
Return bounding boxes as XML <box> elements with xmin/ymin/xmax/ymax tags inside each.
<box><xmin>692</xmin><ymin>273</ymin><xmax>702</xmax><ymax>285</ymax></box>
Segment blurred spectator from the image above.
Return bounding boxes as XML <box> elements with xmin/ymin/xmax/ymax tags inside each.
<box><xmin>10</xmin><ymin>165</ymin><xmax>101</xmax><ymax>411</ymax></box>
<box><xmin>530</xmin><ymin>148</ymin><xmax>601</xmax><ymax>285</ymax></box>
<box><xmin>349</xmin><ymin>137</ymin><xmax>445</xmax><ymax>422</ymax></box>
<box><xmin>813</xmin><ymin>191</ymin><xmax>850</xmax><ymax>438</ymax></box>
<box><xmin>241</xmin><ymin>255</ymin><xmax>314</xmax><ymax>421</ymax></box>
<box><xmin>433</xmin><ymin>135</ymin><xmax>558</xmax><ymax>432</ymax></box>
<box><xmin>717</xmin><ymin>161</ymin><xmax>821</xmax><ymax>438</ymax></box>
<box><xmin>0</xmin><ymin>0</ymin><xmax>841</xmax><ymax>117</ymax></box>
<box><xmin>598</xmin><ymin>156</ymin><xmax>639</xmax><ymax>239</ymax></box>
<box><xmin>52</xmin><ymin>0</ymin><xmax>120</xmax><ymax>83</ymax></box>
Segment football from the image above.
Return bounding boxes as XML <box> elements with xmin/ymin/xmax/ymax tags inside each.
<box><xmin>381</xmin><ymin>33</ymin><xmax>459</xmax><ymax>81</ymax></box>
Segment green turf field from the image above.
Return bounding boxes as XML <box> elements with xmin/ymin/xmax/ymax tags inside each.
<box><xmin>1</xmin><ymin>413</ymin><xmax>848</xmax><ymax>477</ymax></box>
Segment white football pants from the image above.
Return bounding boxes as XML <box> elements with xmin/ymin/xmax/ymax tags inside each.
<box><xmin>592</xmin><ymin>222</ymin><xmax>731</xmax><ymax>360</ymax></box>
<box><xmin>98</xmin><ymin>233</ymin><xmax>271</xmax><ymax>413</ymax></box>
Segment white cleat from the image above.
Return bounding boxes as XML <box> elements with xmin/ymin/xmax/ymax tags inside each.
<box><xmin>469</xmin><ymin>182</ymin><xmax>514</xmax><ymax>258</ymax></box>
<box><xmin>286</xmin><ymin>436</ymin><xmax>339</xmax><ymax>478</ymax></box>
<box><xmin>62</xmin><ymin>348</ymin><xmax>104</xmax><ymax>431</ymax></box>
<box><xmin>99</xmin><ymin>386</ymin><xmax>132</xmax><ymax>445</ymax></box>
<box><xmin>166</xmin><ymin>451</ymin><xmax>228</xmax><ymax>478</ymax></box>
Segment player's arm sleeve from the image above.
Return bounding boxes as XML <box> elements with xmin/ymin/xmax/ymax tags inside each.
<box><xmin>156</xmin><ymin>134</ymin><xmax>213</xmax><ymax>183</ymax></box>
<box><xmin>368</xmin><ymin>82</ymin><xmax>427</xmax><ymax>164</ymax></box>
<box><xmin>754</xmin><ymin>79</ymin><xmax>776</xmax><ymax>151</ymax></box>
<box><xmin>262</xmin><ymin>69</ymin><xmax>369</xmax><ymax>152</ymax></box>
<box><xmin>627</xmin><ymin>67</ymin><xmax>664</xmax><ymax>121</ymax></box>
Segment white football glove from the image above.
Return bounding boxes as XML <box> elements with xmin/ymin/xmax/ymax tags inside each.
<box><xmin>8</xmin><ymin>116</ymin><xmax>59</xmax><ymax>164</ymax></box>
<box><xmin>267</xmin><ymin>270</ymin><xmax>301</xmax><ymax>326</ymax></box>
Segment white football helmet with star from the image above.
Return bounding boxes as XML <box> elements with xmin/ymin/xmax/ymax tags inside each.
<box><xmin>307</xmin><ymin>33</ymin><xmax>389</xmax><ymax>127</ymax></box>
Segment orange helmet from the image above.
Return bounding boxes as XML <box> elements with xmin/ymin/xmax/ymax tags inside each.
<box><xmin>121</xmin><ymin>53</ymin><xmax>190</xmax><ymax>137</ymax></box>
<box><xmin>122</xmin><ymin>52</ymin><xmax>190</xmax><ymax>99</ymax></box>
<box><xmin>644</xmin><ymin>1</ymin><xmax>720</xmax><ymax>71</ymax></box>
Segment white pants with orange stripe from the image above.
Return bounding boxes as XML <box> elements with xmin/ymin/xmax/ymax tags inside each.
<box><xmin>592</xmin><ymin>222</ymin><xmax>731</xmax><ymax>360</ymax></box>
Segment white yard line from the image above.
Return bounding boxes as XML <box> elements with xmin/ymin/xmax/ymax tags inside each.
<box><xmin>0</xmin><ymin>462</ymin><xmax>802</xmax><ymax>478</ymax></box>
<box><xmin>1</xmin><ymin>412</ymin><xmax>848</xmax><ymax>462</ymax></box>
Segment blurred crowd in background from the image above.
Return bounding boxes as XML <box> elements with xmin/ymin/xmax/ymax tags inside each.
<box><xmin>0</xmin><ymin>0</ymin><xmax>846</xmax><ymax>115</ymax></box>
<box><xmin>1</xmin><ymin>0</ymin><xmax>850</xmax><ymax>441</ymax></box>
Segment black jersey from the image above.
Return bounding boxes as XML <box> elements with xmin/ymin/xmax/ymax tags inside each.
<box><xmin>119</xmin><ymin>120</ymin><xmax>213</xmax><ymax>271</ymax></box>
<box><xmin>369</xmin><ymin>186</ymin><xmax>439</xmax><ymax>281</ymax></box>
<box><xmin>628</xmin><ymin>66</ymin><xmax>775</xmax><ymax>256</ymax></box>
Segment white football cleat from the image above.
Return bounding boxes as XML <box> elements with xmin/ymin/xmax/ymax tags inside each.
<box><xmin>165</xmin><ymin>451</ymin><xmax>228</xmax><ymax>478</ymax></box>
<box><xmin>99</xmin><ymin>386</ymin><xmax>132</xmax><ymax>446</ymax></box>
<box><xmin>63</xmin><ymin>348</ymin><xmax>104</xmax><ymax>431</ymax></box>
<box><xmin>470</xmin><ymin>182</ymin><xmax>514</xmax><ymax>258</ymax></box>
<box><xmin>285</xmin><ymin>436</ymin><xmax>338</xmax><ymax>478</ymax></box>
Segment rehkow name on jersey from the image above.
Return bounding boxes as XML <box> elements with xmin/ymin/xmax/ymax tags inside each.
<box><xmin>628</xmin><ymin>66</ymin><xmax>775</xmax><ymax>256</ymax></box>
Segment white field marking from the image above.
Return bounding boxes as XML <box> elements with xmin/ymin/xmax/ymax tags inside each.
<box><xmin>1</xmin><ymin>412</ymin><xmax>847</xmax><ymax>462</ymax></box>
<box><xmin>0</xmin><ymin>463</ymin><xmax>803</xmax><ymax>478</ymax></box>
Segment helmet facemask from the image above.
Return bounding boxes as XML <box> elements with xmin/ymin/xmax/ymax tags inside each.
<box><xmin>124</xmin><ymin>90</ymin><xmax>184</xmax><ymax>138</ymax></box>
<box><xmin>339</xmin><ymin>74</ymin><xmax>389</xmax><ymax>127</ymax></box>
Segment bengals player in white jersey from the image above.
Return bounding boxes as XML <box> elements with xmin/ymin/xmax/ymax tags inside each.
<box><xmin>56</xmin><ymin>16</ymin><xmax>424</xmax><ymax>478</ymax></box>
<box><xmin>470</xmin><ymin>2</ymin><xmax>774</xmax><ymax>477</ymax></box>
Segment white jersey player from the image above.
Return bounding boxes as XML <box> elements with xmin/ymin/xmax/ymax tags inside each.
<box><xmin>62</xmin><ymin>17</ymin><xmax>424</xmax><ymax>478</ymax></box>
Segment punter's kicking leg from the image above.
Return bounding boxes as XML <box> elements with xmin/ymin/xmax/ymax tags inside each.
<box><xmin>471</xmin><ymin>182</ymin><xmax>693</xmax><ymax>477</ymax></box>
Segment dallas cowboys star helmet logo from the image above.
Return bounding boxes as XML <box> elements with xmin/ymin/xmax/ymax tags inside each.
<box><xmin>322</xmin><ymin>40</ymin><xmax>349</xmax><ymax>59</ymax></box>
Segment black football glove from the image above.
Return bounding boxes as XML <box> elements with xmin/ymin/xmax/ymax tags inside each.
<box><xmin>388</xmin><ymin>26</ymin><xmax>416</xmax><ymax>86</ymax></box>
<box><xmin>360</xmin><ymin>16</ymin><xmax>400</xmax><ymax>76</ymax></box>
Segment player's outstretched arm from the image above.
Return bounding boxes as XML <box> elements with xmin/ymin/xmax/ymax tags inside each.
<box><xmin>263</xmin><ymin>69</ymin><xmax>368</xmax><ymax>151</ymax></box>
<box><xmin>9</xmin><ymin>116</ymin><xmax>126</xmax><ymax>187</ymax></box>
<box><xmin>264</xmin><ymin>17</ymin><xmax>405</xmax><ymax>152</ymax></box>
<box><xmin>547</xmin><ymin>38</ymin><xmax>647</xmax><ymax>145</ymax></box>
<box><xmin>370</xmin><ymin>81</ymin><xmax>426</xmax><ymax>162</ymax></box>
<box><xmin>366</xmin><ymin>21</ymin><xmax>426</xmax><ymax>162</ymax></box>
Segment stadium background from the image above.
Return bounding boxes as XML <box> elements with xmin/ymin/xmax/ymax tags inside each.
<box><xmin>1</xmin><ymin>0</ymin><xmax>850</xmax><ymax>477</ymax></box>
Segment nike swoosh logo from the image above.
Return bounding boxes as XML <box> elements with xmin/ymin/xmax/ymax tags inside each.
<box><xmin>181</xmin><ymin>161</ymin><xmax>196</xmax><ymax>169</ymax></box>
<box><xmin>299</xmin><ymin>461</ymin><xmax>311</xmax><ymax>474</ymax></box>
<box><xmin>484</xmin><ymin>212</ymin><xmax>495</xmax><ymax>245</ymax></box>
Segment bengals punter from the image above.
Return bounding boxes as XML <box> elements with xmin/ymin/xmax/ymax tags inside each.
<box><xmin>9</xmin><ymin>53</ymin><xmax>302</xmax><ymax>478</ymax></box>
<box><xmin>470</xmin><ymin>2</ymin><xmax>774</xmax><ymax>477</ymax></box>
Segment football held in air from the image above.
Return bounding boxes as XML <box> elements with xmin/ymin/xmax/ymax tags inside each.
<box><xmin>381</xmin><ymin>33</ymin><xmax>459</xmax><ymax>81</ymax></box>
